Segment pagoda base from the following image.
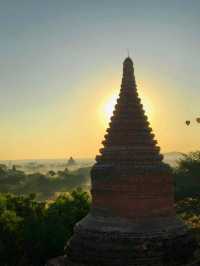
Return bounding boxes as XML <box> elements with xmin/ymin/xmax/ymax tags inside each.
<box><xmin>65</xmin><ymin>212</ymin><xmax>196</xmax><ymax>266</ymax></box>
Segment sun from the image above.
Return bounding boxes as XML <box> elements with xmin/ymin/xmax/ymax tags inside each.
<box><xmin>104</xmin><ymin>94</ymin><xmax>118</xmax><ymax>120</ymax></box>
<box><xmin>99</xmin><ymin>91</ymin><xmax>154</xmax><ymax>127</ymax></box>
<box><xmin>100</xmin><ymin>92</ymin><xmax>118</xmax><ymax>126</ymax></box>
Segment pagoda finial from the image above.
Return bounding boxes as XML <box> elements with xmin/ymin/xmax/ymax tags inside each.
<box><xmin>127</xmin><ymin>48</ymin><xmax>130</xmax><ymax>57</ymax></box>
<box><xmin>123</xmin><ymin>56</ymin><xmax>134</xmax><ymax>81</ymax></box>
<box><xmin>123</xmin><ymin>56</ymin><xmax>133</xmax><ymax>66</ymax></box>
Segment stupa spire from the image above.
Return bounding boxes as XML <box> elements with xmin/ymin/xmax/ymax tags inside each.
<box><xmin>96</xmin><ymin>56</ymin><xmax>164</xmax><ymax>170</ymax></box>
<box><xmin>65</xmin><ymin>57</ymin><xmax>195</xmax><ymax>266</ymax></box>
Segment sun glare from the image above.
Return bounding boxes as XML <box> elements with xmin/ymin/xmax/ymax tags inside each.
<box><xmin>100</xmin><ymin>90</ymin><xmax>154</xmax><ymax>127</ymax></box>
<box><xmin>104</xmin><ymin>95</ymin><xmax>118</xmax><ymax>119</ymax></box>
<box><xmin>139</xmin><ymin>92</ymin><xmax>154</xmax><ymax>123</ymax></box>
<box><xmin>100</xmin><ymin>92</ymin><xmax>118</xmax><ymax>126</ymax></box>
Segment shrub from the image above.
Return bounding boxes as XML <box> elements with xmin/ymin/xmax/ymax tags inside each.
<box><xmin>0</xmin><ymin>189</ymin><xmax>90</xmax><ymax>266</ymax></box>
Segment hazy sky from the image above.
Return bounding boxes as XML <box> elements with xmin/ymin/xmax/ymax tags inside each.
<box><xmin>0</xmin><ymin>0</ymin><xmax>200</xmax><ymax>160</ymax></box>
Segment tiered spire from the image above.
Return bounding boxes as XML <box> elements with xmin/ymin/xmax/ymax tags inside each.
<box><xmin>65</xmin><ymin>57</ymin><xmax>194</xmax><ymax>266</ymax></box>
<box><xmin>96</xmin><ymin>57</ymin><xmax>164</xmax><ymax>169</ymax></box>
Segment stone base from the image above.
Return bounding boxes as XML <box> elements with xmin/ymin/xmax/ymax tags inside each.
<box><xmin>65</xmin><ymin>213</ymin><xmax>196</xmax><ymax>266</ymax></box>
<box><xmin>46</xmin><ymin>256</ymin><xmax>66</xmax><ymax>266</ymax></box>
<box><xmin>46</xmin><ymin>255</ymin><xmax>200</xmax><ymax>266</ymax></box>
<box><xmin>64</xmin><ymin>257</ymin><xmax>200</xmax><ymax>266</ymax></box>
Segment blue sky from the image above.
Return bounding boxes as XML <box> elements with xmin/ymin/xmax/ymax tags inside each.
<box><xmin>0</xmin><ymin>0</ymin><xmax>200</xmax><ymax>159</ymax></box>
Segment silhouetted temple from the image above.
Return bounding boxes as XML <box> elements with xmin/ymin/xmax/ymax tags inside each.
<box><xmin>67</xmin><ymin>157</ymin><xmax>76</xmax><ymax>166</ymax></box>
<box><xmin>65</xmin><ymin>58</ymin><xmax>195</xmax><ymax>265</ymax></box>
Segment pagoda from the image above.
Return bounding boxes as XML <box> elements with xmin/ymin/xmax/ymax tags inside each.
<box><xmin>67</xmin><ymin>157</ymin><xmax>76</xmax><ymax>167</ymax></box>
<box><xmin>65</xmin><ymin>57</ymin><xmax>195</xmax><ymax>265</ymax></box>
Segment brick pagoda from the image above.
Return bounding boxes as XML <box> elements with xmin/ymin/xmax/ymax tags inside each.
<box><xmin>65</xmin><ymin>57</ymin><xmax>195</xmax><ymax>265</ymax></box>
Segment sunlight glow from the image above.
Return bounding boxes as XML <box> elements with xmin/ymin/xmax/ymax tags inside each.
<box><xmin>140</xmin><ymin>95</ymin><xmax>154</xmax><ymax>122</ymax></box>
<box><xmin>99</xmin><ymin>90</ymin><xmax>154</xmax><ymax>128</ymax></box>
<box><xmin>104</xmin><ymin>94</ymin><xmax>118</xmax><ymax>120</ymax></box>
<box><xmin>100</xmin><ymin>92</ymin><xmax>118</xmax><ymax>126</ymax></box>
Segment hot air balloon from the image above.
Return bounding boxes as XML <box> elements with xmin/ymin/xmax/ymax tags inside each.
<box><xmin>186</xmin><ymin>120</ymin><xmax>190</xmax><ymax>126</ymax></box>
<box><xmin>196</xmin><ymin>117</ymin><xmax>200</xmax><ymax>124</ymax></box>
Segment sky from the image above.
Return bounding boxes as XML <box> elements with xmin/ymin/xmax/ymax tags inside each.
<box><xmin>0</xmin><ymin>0</ymin><xmax>200</xmax><ymax>160</ymax></box>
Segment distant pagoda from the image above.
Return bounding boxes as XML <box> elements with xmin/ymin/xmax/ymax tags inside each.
<box><xmin>67</xmin><ymin>157</ymin><xmax>76</xmax><ymax>167</ymax></box>
<box><xmin>65</xmin><ymin>57</ymin><xmax>195</xmax><ymax>265</ymax></box>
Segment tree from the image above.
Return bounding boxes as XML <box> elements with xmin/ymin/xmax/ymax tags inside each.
<box><xmin>0</xmin><ymin>164</ymin><xmax>7</xmax><ymax>179</ymax></box>
<box><xmin>47</xmin><ymin>170</ymin><xmax>56</xmax><ymax>177</ymax></box>
<box><xmin>174</xmin><ymin>151</ymin><xmax>200</xmax><ymax>199</ymax></box>
<box><xmin>0</xmin><ymin>189</ymin><xmax>91</xmax><ymax>265</ymax></box>
<box><xmin>178</xmin><ymin>151</ymin><xmax>200</xmax><ymax>178</ymax></box>
<box><xmin>12</xmin><ymin>165</ymin><xmax>17</xmax><ymax>172</ymax></box>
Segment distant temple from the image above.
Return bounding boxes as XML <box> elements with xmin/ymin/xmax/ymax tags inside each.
<box><xmin>65</xmin><ymin>58</ymin><xmax>195</xmax><ymax>265</ymax></box>
<box><xmin>67</xmin><ymin>157</ymin><xmax>76</xmax><ymax>166</ymax></box>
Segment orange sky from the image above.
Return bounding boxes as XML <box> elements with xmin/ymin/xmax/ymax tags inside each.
<box><xmin>1</xmin><ymin>65</ymin><xmax>199</xmax><ymax>160</ymax></box>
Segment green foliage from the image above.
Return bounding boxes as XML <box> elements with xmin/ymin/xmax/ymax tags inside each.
<box><xmin>177</xmin><ymin>151</ymin><xmax>200</xmax><ymax>175</ymax></box>
<box><xmin>176</xmin><ymin>197</ymin><xmax>200</xmax><ymax>249</ymax></box>
<box><xmin>0</xmin><ymin>166</ymin><xmax>91</xmax><ymax>200</ymax></box>
<box><xmin>174</xmin><ymin>151</ymin><xmax>200</xmax><ymax>200</ymax></box>
<box><xmin>0</xmin><ymin>165</ymin><xmax>7</xmax><ymax>178</ymax></box>
<box><xmin>0</xmin><ymin>189</ymin><xmax>90</xmax><ymax>266</ymax></box>
<box><xmin>1</xmin><ymin>151</ymin><xmax>200</xmax><ymax>265</ymax></box>
<box><xmin>0</xmin><ymin>165</ymin><xmax>26</xmax><ymax>196</ymax></box>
